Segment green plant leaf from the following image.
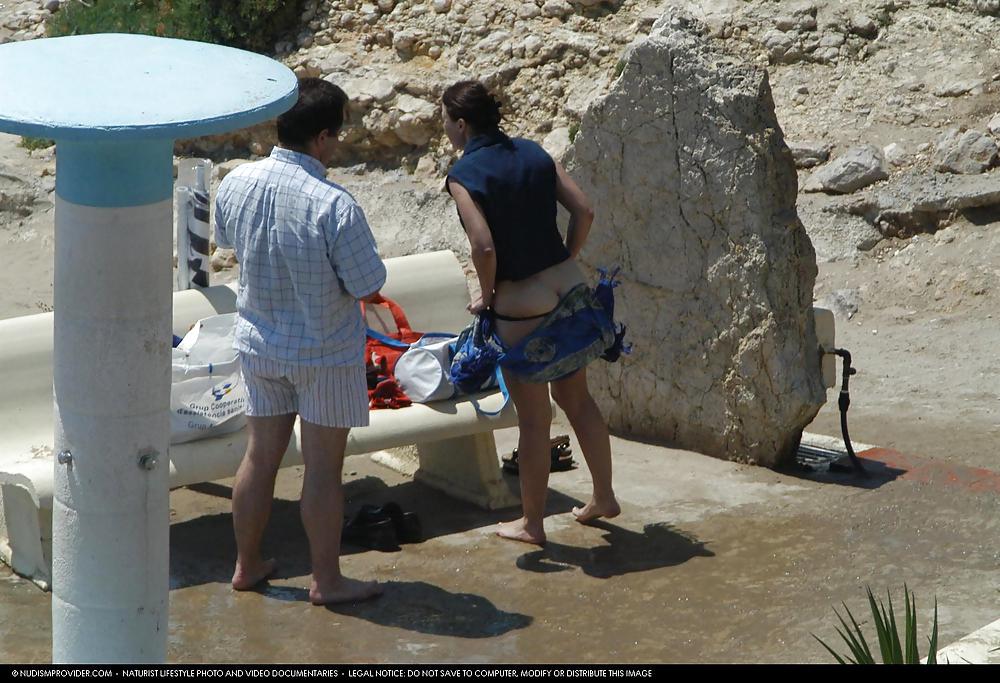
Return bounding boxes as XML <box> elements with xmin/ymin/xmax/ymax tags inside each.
<box><xmin>835</xmin><ymin>617</ymin><xmax>869</xmax><ymax>664</ymax></box>
<box><xmin>926</xmin><ymin>598</ymin><xmax>939</xmax><ymax>665</ymax></box>
<box><xmin>885</xmin><ymin>589</ymin><xmax>903</xmax><ymax>664</ymax></box>
<box><xmin>822</xmin><ymin>586</ymin><xmax>940</xmax><ymax>664</ymax></box>
<box><xmin>818</xmin><ymin>603</ymin><xmax>876</xmax><ymax>664</ymax></box>
<box><xmin>867</xmin><ymin>587</ymin><xmax>893</xmax><ymax>664</ymax></box>
<box><xmin>18</xmin><ymin>137</ymin><xmax>54</xmax><ymax>151</ymax></box>
<box><xmin>813</xmin><ymin>633</ymin><xmax>849</xmax><ymax>665</ymax></box>
<box><xmin>47</xmin><ymin>0</ymin><xmax>305</xmax><ymax>54</ymax></box>
<box><xmin>841</xmin><ymin>601</ymin><xmax>875</xmax><ymax>663</ymax></box>
<box><xmin>904</xmin><ymin>585</ymin><xmax>919</xmax><ymax>664</ymax></box>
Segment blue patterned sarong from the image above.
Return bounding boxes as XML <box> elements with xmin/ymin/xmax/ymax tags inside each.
<box><xmin>450</xmin><ymin>268</ymin><xmax>629</xmax><ymax>403</ymax></box>
<box><xmin>496</xmin><ymin>283</ymin><xmax>617</xmax><ymax>383</ymax></box>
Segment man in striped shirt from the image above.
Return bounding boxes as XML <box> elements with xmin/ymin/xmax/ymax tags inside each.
<box><xmin>215</xmin><ymin>78</ymin><xmax>386</xmax><ymax>605</ymax></box>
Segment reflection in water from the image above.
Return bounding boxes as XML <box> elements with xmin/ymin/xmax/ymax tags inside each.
<box><xmin>516</xmin><ymin>520</ymin><xmax>714</xmax><ymax>578</ymax></box>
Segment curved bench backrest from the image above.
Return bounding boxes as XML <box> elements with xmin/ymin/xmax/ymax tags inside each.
<box><xmin>375</xmin><ymin>250</ymin><xmax>472</xmax><ymax>335</ymax></box>
<box><xmin>0</xmin><ymin>250</ymin><xmax>471</xmax><ymax>465</ymax></box>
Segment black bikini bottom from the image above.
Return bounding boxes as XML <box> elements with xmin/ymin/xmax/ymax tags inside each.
<box><xmin>491</xmin><ymin>308</ymin><xmax>554</xmax><ymax>322</ymax></box>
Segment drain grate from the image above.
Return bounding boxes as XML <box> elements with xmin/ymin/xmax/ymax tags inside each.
<box><xmin>796</xmin><ymin>443</ymin><xmax>847</xmax><ymax>472</ymax></box>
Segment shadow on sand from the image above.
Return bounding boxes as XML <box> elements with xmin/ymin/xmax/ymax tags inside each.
<box><xmin>259</xmin><ymin>581</ymin><xmax>532</xmax><ymax>638</ymax></box>
<box><xmin>169</xmin><ymin>476</ymin><xmax>580</xmax><ymax>590</ymax></box>
<box><xmin>514</xmin><ymin>519</ymin><xmax>714</xmax><ymax>579</ymax></box>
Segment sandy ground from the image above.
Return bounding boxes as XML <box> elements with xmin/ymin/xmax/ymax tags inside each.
<box><xmin>2</xmin><ymin>423</ymin><xmax>998</xmax><ymax>664</ymax></box>
<box><xmin>810</xmin><ymin>213</ymin><xmax>1000</xmax><ymax>473</ymax></box>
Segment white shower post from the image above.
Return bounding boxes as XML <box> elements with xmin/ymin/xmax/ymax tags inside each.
<box><xmin>0</xmin><ymin>33</ymin><xmax>296</xmax><ymax>663</ymax></box>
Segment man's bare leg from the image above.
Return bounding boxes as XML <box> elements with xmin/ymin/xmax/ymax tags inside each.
<box><xmin>299</xmin><ymin>420</ymin><xmax>383</xmax><ymax>605</ymax></box>
<box><xmin>497</xmin><ymin>372</ymin><xmax>552</xmax><ymax>545</ymax></box>
<box><xmin>232</xmin><ymin>414</ymin><xmax>296</xmax><ymax>590</ymax></box>
<box><xmin>551</xmin><ymin>368</ymin><xmax>620</xmax><ymax>524</ymax></box>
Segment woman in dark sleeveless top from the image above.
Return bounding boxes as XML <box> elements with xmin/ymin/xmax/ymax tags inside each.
<box><xmin>442</xmin><ymin>80</ymin><xmax>620</xmax><ymax>545</ymax></box>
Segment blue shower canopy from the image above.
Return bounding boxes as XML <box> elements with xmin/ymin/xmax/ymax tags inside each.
<box><xmin>0</xmin><ymin>32</ymin><xmax>297</xmax><ymax>141</ymax></box>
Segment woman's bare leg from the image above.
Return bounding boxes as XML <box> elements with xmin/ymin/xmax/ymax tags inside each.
<box><xmin>497</xmin><ymin>371</ymin><xmax>553</xmax><ymax>545</ymax></box>
<box><xmin>551</xmin><ymin>368</ymin><xmax>620</xmax><ymax>523</ymax></box>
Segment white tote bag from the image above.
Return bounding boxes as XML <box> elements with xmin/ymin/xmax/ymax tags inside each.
<box><xmin>170</xmin><ymin>312</ymin><xmax>246</xmax><ymax>444</ymax></box>
<box><xmin>394</xmin><ymin>333</ymin><xmax>458</xmax><ymax>403</ymax></box>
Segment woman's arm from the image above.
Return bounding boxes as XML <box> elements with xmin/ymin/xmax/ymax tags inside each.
<box><xmin>554</xmin><ymin>161</ymin><xmax>595</xmax><ymax>258</ymax></box>
<box><xmin>447</xmin><ymin>179</ymin><xmax>496</xmax><ymax>314</ymax></box>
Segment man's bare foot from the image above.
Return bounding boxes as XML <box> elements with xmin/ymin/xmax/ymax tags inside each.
<box><xmin>496</xmin><ymin>518</ymin><xmax>546</xmax><ymax>545</ymax></box>
<box><xmin>232</xmin><ymin>558</ymin><xmax>277</xmax><ymax>591</ymax></box>
<box><xmin>572</xmin><ymin>498</ymin><xmax>621</xmax><ymax>524</ymax></box>
<box><xmin>309</xmin><ymin>577</ymin><xmax>383</xmax><ymax>606</ymax></box>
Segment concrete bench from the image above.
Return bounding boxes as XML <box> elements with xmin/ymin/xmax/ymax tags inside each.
<box><xmin>0</xmin><ymin>250</ymin><xmax>520</xmax><ymax>589</ymax></box>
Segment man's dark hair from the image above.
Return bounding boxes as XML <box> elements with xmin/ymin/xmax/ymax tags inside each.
<box><xmin>442</xmin><ymin>80</ymin><xmax>503</xmax><ymax>134</ymax></box>
<box><xmin>276</xmin><ymin>78</ymin><xmax>350</xmax><ymax>148</ymax></box>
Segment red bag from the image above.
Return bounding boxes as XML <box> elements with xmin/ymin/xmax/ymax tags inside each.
<box><xmin>363</xmin><ymin>295</ymin><xmax>422</xmax><ymax>409</ymax></box>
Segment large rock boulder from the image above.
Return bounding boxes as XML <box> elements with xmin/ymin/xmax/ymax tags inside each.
<box><xmin>566</xmin><ymin>13</ymin><xmax>825</xmax><ymax>467</ymax></box>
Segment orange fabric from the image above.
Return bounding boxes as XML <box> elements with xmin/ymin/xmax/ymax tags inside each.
<box><xmin>363</xmin><ymin>295</ymin><xmax>422</xmax><ymax>409</ymax></box>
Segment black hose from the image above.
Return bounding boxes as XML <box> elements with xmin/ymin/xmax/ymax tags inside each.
<box><xmin>833</xmin><ymin>348</ymin><xmax>868</xmax><ymax>477</ymax></box>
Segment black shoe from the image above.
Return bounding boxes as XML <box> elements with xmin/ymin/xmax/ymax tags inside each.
<box><xmin>377</xmin><ymin>502</ymin><xmax>423</xmax><ymax>544</ymax></box>
<box><xmin>342</xmin><ymin>505</ymin><xmax>398</xmax><ymax>551</ymax></box>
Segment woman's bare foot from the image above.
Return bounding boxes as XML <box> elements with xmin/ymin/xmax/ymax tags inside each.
<box><xmin>572</xmin><ymin>498</ymin><xmax>621</xmax><ymax>524</ymax></box>
<box><xmin>232</xmin><ymin>558</ymin><xmax>277</xmax><ymax>591</ymax></box>
<box><xmin>496</xmin><ymin>517</ymin><xmax>546</xmax><ymax>545</ymax></box>
<box><xmin>309</xmin><ymin>577</ymin><xmax>384</xmax><ymax>606</ymax></box>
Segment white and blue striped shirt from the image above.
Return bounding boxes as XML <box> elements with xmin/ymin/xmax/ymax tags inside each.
<box><xmin>215</xmin><ymin>147</ymin><xmax>386</xmax><ymax>367</ymax></box>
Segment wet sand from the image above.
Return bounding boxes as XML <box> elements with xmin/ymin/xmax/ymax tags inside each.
<box><xmin>2</xmin><ymin>424</ymin><xmax>997</xmax><ymax>663</ymax></box>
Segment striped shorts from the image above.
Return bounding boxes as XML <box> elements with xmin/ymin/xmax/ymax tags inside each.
<box><xmin>239</xmin><ymin>353</ymin><xmax>369</xmax><ymax>428</ymax></box>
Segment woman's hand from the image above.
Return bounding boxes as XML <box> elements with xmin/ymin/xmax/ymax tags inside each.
<box><xmin>467</xmin><ymin>294</ymin><xmax>489</xmax><ymax>315</ymax></box>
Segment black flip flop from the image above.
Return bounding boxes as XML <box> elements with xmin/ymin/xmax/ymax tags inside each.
<box><xmin>502</xmin><ymin>435</ymin><xmax>574</xmax><ymax>475</ymax></box>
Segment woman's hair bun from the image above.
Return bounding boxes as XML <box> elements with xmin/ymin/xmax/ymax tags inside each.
<box><xmin>443</xmin><ymin>80</ymin><xmax>504</xmax><ymax>132</ymax></box>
